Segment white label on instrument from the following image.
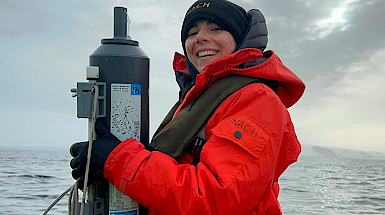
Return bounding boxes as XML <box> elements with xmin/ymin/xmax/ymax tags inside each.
<box><xmin>110</xmin><ymin>83</ymin><xmax>141</xmax><ymax>142</ymax></box>
<box><xmin>109</xmin><ymin>184</ymin><xmax>139</xmax><ymax>215</ymax></box>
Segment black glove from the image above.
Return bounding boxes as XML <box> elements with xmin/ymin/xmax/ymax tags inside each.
<box><xmin>70</xmin><ymin>119</ymin><xmax>121</xmax><ymax>189</ymax></box>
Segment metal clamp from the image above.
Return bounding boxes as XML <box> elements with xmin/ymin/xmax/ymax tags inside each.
<box><xmin>75</xmin><ymin>82</ymin><xmax>106</xmax><ymax>119</ymax></box>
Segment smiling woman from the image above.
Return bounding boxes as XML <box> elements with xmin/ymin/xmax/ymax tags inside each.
<box><xmin>70</xmin><ymin>0</ymin><xmax>306</xmax><ymax>214</ymax></box>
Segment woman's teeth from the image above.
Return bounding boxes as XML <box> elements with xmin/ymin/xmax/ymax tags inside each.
<box><xmin>198</xmin><ymin>50</ymin><xmax>218</xmax><ymax>58</ymax></box>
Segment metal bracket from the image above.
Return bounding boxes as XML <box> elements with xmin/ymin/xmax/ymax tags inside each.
<box><xmin>77</xmin><ymin>198</ymin><xmax>105</xmax><ymax>215</ymax></box>
<box><xmin>76</xmin><ymin>82</ymin><xmax>106</xmax><ymax>119</ymax></box>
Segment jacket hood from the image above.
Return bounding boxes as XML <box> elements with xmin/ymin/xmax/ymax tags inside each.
<box><xmin>173</xmin><ymin>8</ymin><xmax>304</xmax><ymax>108</ymax></box>
<box><xmin>173</xmin><ymin>48</ymin><xmax>305</xmax><ymax>108</ymax></box>
<box><xmin>236</xmin><ymin>9</ymin><xmax>268</xmax><ymax>51</ymax></box>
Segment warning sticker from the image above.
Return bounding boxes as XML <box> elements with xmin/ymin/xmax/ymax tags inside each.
<box><xmin>110</xmin><ymin>83</ymin><xmax>141</xmax><ymax>142</ymax></box>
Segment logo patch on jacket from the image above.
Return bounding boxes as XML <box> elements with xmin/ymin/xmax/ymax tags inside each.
<box><xmin>211</xmin><ymin>115</ymin><xmax>269</xmax><ymax>158</ymax></box>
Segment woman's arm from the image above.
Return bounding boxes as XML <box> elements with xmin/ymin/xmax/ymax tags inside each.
<box><xmin>104</xmin><ymin>84</ymin><xmax>299</xmax><ymax>215</ymax></box>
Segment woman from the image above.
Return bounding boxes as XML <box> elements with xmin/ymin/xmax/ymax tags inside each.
<box><xmin>71</xmin><ymin>0</ymin><xmax>305</xmax><ymax>214</ymax></box>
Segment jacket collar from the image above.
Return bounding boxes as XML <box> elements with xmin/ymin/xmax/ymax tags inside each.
<box><xmin>173</xmin><ymin>48</ymin><xmax>305</xmax><ymax>109</ymax></box>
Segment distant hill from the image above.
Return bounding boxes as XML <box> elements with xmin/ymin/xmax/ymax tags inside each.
<box><xmin>301</xmin><ymin>144</ymin><xmax>385</xmax><ymax>160</ymax></box>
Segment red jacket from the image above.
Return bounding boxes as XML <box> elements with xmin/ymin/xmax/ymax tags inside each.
<box><xmin>104</xmin><ymin>48</ymin><xmax>305</xmax><ymax>215</ymax></box>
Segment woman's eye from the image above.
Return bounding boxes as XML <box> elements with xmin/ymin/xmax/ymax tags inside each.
<box><xmin>188</xmin><ymin>31</ymin><xmax>198</xmax><ymax>37</ymax></box>
<box><xmin>211</xmin><ymin>27</ymin><xmax>223</xmax><ymax>32</ymax></box>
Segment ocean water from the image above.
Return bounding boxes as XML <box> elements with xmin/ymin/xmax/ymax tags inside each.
<box><xmin>0</xmin><ymin>149</ymin><xmax>384</xmax><ymax>215</ymax></box>
<box><xmin>279</xmin><ymin>156</ymin><xmax>385</xmax><ymax>214</ymax></box>
<box><xmin>0</xmin><ymin>149</ymin><xmax>73</xmax><ymax>214</ymax></box>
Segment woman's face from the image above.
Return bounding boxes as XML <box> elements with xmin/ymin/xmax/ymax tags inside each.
<box><xmin>185</xmin><ymin>20</ymin><xmax>237</xmax><ymax>73</ymax></box>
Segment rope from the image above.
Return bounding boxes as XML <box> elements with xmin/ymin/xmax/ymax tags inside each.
<box><xmin>43</xmin><ymin>185</ymin><xmax>72</xmax><ymax>215</ymax></box>
<box><xmin>69</xmin><ymin>181</ymin><xmax>79</xmax><ymax>215</ymax></box>
<box><xmin>43</xmin><ymin>85</ymin><xmax>99</xmax><ymax>215</ymax></box>
<box><xmin>80</xmin><ymin>85</ymin><xmax>99</xmax><ymax>214</ymax></box>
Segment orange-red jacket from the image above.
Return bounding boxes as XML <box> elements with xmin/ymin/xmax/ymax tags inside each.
<box><xmin>104</xmin><ymin>48</ymin><xmax>305</xmax><ymax>215</ymax></box>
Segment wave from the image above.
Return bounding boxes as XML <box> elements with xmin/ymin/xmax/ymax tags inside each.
<box><xmin>11</xmin><ymin>174</ymin><xmax>56</xmax><ymax>179</ymax></box>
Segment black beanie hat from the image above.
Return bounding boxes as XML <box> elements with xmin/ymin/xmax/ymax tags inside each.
<box><xmin>181</xmin><ymin>0</ymin><xmax>249</xmax><ymax>50</ymax></box>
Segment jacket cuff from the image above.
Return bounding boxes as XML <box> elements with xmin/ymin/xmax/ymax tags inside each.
<box><xmin>103</xmin><ymin>138</ymin><xmax>146</xmax><ymax>185</ymax></box>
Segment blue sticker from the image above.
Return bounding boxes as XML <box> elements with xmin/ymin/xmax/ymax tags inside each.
<box><xmin>131</xmin><ymin>84</ymin><xmax>141</xmax><ymax>95</ymax></box>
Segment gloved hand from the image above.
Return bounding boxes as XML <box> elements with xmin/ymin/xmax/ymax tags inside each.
<box><xmin>70</xmin><ymin>119</ymin><xmax>121</xmax><ymax>189</ymax></box>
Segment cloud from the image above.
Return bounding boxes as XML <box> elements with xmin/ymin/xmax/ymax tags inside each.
<box><xmin>292</xmin><ymin>48</ymin><xmax>385</xmax><ymax>152</ymax></box>
<box><xmin>256</xmin><ymin>0</ymin><xmax>385</xmax><ymax>83</ymax></box>
<box><xmin>264</xmin><ymin>2</ymin><xmax>385</xmax><ymax>154</ymax></box>
<box><xmin>0</xmin><ymin>1</ymin><xmax>50</xmax><ymax>36</ymax></box>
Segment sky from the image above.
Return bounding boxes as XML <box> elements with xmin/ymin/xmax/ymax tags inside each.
<box><xmin>0</xmin><ymin>0</ymin><xmax>384</xmax><ymax>153</ymax></box>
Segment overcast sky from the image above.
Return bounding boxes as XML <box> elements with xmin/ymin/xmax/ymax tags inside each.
<box><xmin>1</xmin><ymin>0</ymin><xmax>384</xmax><ymax>153</ymax></box>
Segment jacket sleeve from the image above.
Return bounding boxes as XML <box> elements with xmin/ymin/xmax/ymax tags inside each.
<box><xmin>104</xmin><ymin>84</ymin><xmax>299</xmax><ymax>215</ymax></box>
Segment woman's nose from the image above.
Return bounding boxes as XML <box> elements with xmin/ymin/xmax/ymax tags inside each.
<box><xmin>196</xmin><ymin>30</ymin><xmax>210</xmax><ymax>43</ymax></box>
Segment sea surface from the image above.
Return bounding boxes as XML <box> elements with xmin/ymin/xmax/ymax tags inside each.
<box><xmin>0</xmin><ymin>148</ymin><xmax>384</xmax><ymax>215</ymax></box>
